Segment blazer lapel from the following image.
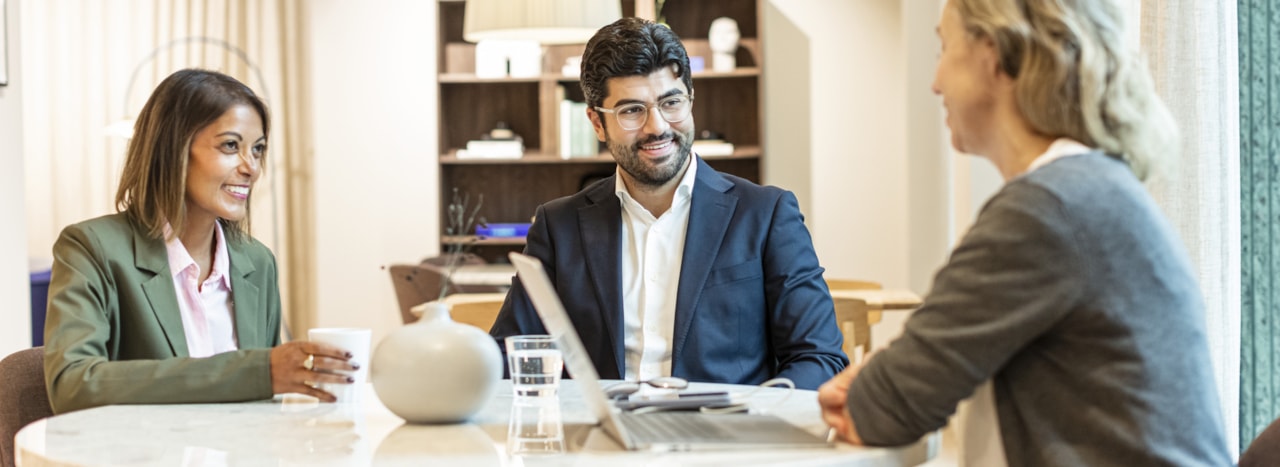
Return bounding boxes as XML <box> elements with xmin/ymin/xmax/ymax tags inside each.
<box><xmin>134</xmin><ymin>229</ymin><xmax>189</xmax><ymax>357</ymax></box>
<box><xmin>671</xmin><ymin>158</ymin><xmax>737</xmax><ymax>362</ymax></box>
<box><xmin>578</xmin><ymin>178</ymin><xmax>625</xmax><ymax>377</ymax></box>
<box><xmin>226</xmin><ymin>237</ymin><xmax>261</xmax><ymax>349</ymax></box>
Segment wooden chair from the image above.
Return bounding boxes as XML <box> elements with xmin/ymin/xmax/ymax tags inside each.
<box><xmin>388</xmin><ymin>254</ymin><xmax>502</xmax><ymax>324</ymax></box>
<box><xmin>826</xmin><ymin>279</ymin><xmax>883</xmax><ymax>362</ymax></box>
<box><xmin>439</xmin><ymin>292</ymin><xmax>508</xmax><ymax>332</ymax></box>
<box><xmin>1241</xmin><ymin>415</ymin><xmax>1280</xmax><ymax>467</ymax></box>
<box><xmin>0</xmin><ymin>347</ymin><xmax>53</xmax><ymax>467</ymax></box>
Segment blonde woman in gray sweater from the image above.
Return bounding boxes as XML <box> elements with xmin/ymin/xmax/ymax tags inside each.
<box><xmin>818</xmin><ymin>1</ymin><xmax>1231</xmax><ymax>465</ymax></box>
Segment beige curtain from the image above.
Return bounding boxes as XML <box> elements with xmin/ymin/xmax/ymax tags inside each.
<box><xmin>21</xmin><ymin>0</ymin><xmax>316</xmax><ymax>340</ymax></box>
<box><xmin>1139</xmin><ymin>0</ymin><xmax>1242</xmax><ymax>457</ymax></box>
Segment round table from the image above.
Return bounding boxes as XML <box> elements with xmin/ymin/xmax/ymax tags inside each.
<box><xmin>16</xmin><ymin>380</ymin><xmax>935</xmax><ymax>466</ymax></box>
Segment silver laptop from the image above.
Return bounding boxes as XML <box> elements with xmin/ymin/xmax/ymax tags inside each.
<box><xmin>508</xmin><ymin>252</ymin><xmax>833</xmax><ymax>452</ymax></box>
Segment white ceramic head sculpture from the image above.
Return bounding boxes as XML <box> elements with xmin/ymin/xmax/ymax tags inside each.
<box><xmin>709</xmin><ymin>17</ymin><xmax>740</xmax><ymax>72</ymax></box>
<box><xmin>709</xmin><ymin>17</ymin><xmax>740</xmax><ymax>53</ymax></box>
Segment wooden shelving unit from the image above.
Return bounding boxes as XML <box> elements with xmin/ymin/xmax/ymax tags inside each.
<box><xmin>436</xmin><ymin>0</ymin><xmax>765</xmax><ymax>259</ymax></box>
<box><xmin>440</xmin><ymin>145</ymin><xmax>762</xmax><ymax>165</ymax></box>
<box><xmin>439</xmin><ymin>68</ymin><xmax>760</xmax><ymax>84</ymax></box>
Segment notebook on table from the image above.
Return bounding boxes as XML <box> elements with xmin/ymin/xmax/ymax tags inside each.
<box><xmin>507</xmin><ymin>252</ymin><xmax>833</xmax><ymax>452</ymax></box>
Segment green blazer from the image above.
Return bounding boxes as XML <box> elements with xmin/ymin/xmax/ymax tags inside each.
<box><xmin>44</xmin><ymin>212</ymin><xmax>282</xmax><ymax>414</ymax></box>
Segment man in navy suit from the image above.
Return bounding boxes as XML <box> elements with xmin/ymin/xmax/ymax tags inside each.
<box><xmin>490</xmin><ymin>17</ymin><xmax>847</xmax><ymax>390</ymax></box>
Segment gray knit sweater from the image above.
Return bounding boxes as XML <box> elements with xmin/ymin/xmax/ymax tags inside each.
<box><xmin>848</xmin><ymin>153</ymin><xmax>1231</xmax><ymax>466</ymax></box>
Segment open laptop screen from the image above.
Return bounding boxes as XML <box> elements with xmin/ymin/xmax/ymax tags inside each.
<box><xmin>508</xmin><ymin>252</ymin><xmax>617</xmax><ymax>423</ymax></box>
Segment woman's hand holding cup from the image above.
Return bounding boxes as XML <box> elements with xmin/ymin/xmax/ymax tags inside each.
<box><xmin>270</xmin><ymin>341</ymin><xmax>359</xmax><ymax>402</ymax></box>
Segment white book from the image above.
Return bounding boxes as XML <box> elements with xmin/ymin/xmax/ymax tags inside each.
<box><xmin>576</xmin><ymin>102</ymin><xmax>599</xmax><ymax>157</ymax></box>
<box><xmin>570</xmin><ymin>102</ymin><xmax>589</xmax><ymax>157</ymax></box>
<box><xmin>461</xmin><ymin>139</ymin><xmax>524</xmax><ymax>159</ymax></box>
<box><xmin>556</xmin><ymin>86</ymin><xmax>571</xmax><ymax>159</ymax></box>
<box><xmin>692</xmin><ymin>140</ymin><xmax>735</xmax><ymax>157</ymax></box>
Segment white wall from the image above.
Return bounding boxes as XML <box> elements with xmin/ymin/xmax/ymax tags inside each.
<box><xmin>306</xmin><ymin>1</ymin><xmax>439</xmax><ymax>346</ymax></box>
<box><xmin>763</xmin><ymin>1</ymin><xmax>1002</xmax><ymax>351</ymax></box>
<box><xmin>1</xmin><ymin>0</ymin><xmax>31</xmax><ymax>354</ymax></box>
<box><xmin>952</xmin><ymin>150</ymin><xmax>1003</xmax><ymax>239</ymax></box>
<box><xmin>761</xmin><ymin>2</ymin><xmax>812</xmax><ymax>219</ymax></box>
<box><xmin>764</xmin><ymin>0</ymin><xmax>912</xmax><ymax>290</ymax></box>
<box><xmin>904</xmin><ymin>0</ymin><xmax>956</xmax><ymax>294</ymax></box>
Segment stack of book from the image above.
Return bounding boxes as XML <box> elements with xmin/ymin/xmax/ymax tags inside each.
<box><xmin>557</xmin><ymin>85</ymin><xmax>602</xmax><ymax>159</ymax></box>
<box><xmin>457</xmin><ymin>137</ymin><xmax>524</xmax><ymax>159</ymax></box>
<box><xmin>692</xmin><ymin>138</ymin><xmax>735</xmax><ymax>157</ymax></box>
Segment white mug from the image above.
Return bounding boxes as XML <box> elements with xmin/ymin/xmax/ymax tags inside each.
<box><xmin>308</xmin><ymin>328</ymin><xmax>372</xmax><ymax>401</ymax></box>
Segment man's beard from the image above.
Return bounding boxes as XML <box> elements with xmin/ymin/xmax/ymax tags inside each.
<box><xmin>607</xmin><ymin>128</ymin><xmax>695</xmax><ymax>188</ymax></box>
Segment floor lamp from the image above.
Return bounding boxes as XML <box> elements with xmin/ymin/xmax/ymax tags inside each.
<box><xmin>463</xmin><ymin>0</ymin><xmax>621</xmax><ymax>45</ymax></box>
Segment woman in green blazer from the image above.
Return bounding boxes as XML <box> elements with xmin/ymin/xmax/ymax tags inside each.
<box><xmin>44</xmin><ymin>69</ymin><xmax>355</xmax><ymax>414</ymax></box>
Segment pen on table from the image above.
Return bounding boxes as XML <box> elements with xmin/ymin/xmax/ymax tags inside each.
<box><xmin>674</xmin><ymin>391</ymin><xmax>728</xmax><ymax>398</ymax></box>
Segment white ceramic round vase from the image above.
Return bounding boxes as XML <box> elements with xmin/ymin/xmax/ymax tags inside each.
<box><xmin>371</xmin><ymin>301</ymin><xmax>503</xmax><ymax>423</ymax></box>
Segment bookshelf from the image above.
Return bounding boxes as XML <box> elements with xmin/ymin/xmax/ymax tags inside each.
<box><xmin>436</xmin><ymin>0</ymin><xmax>765</xmax><ymax>261</ymax></box>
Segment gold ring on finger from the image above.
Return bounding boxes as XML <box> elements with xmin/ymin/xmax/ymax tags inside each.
<box><xmin>303</xmin><ymin>354</ymin><xmax>314</xmax><ymax>371</ymax></box>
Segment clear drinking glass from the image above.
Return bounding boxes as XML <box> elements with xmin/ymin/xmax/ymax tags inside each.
<box><xmin>506</xmin><ymin>396</ymin><xmax>565</xmax><ymax>455</ymax></box>
<box><xmin>505</xmin><ymin>335</ymin><xmax>563</xmax><ymax>397</ymax></box>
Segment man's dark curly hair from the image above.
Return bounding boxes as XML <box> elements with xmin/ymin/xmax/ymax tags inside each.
<box><xmin>579</xmin><ymin>17</ymin><xmax>693</xmax><ymax>110</ymax></box>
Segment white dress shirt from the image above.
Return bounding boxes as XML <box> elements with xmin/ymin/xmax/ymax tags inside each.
<box><xmin>615</xmin><ymin>160</ymin><xmax>698</xmax><ymax>381</ymax></box>
<box><xmin>164</xmin><ymin>222</ymin><xmax>239</xmax><ymax>358</ymax></box>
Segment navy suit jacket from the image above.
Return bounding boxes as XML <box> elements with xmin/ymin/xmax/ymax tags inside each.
<box><xmin>490</xmin><ymin>157</ymin><xmax>847</xmax><ymax>390</ymax></box>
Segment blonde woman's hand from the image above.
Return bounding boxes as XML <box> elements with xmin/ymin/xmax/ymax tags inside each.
<box><xmin>269</xmin><ymin>341</ymin><xmax>359</xmax><ymax>402</ymax></box>
<box><xmin>817</xmin><ymin>352</ymin><xmax>875</xmax><ymax>445</ymax></box>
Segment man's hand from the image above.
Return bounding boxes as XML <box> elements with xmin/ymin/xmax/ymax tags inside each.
<box><xmin>269</xmin><ymin>341</ymin><xmax>358</xmax><ymax>402</ymax></box>
<box><xmin>818</xmin><ymin>353</ymin><xmax>874</xmax><ymax>444</ymax></box>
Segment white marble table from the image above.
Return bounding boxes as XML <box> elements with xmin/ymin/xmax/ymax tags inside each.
<box><xmin>16</xmin><ymin>381</ymin><xmax>936</xmax><ymax>466</ymax></box>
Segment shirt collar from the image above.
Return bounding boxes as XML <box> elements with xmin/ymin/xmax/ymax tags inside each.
<box><xmin>163</xmin><ymin>221</ymin><xmax>233</xmax><ymax>289</ymax></box>
<box><xmin>1025</xmin><ymin>138</ymin><xmax>1093</xmax><ymax>175</ymax></box>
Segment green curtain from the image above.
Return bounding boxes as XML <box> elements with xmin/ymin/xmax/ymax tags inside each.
<box><xmin>1240</xmin><ymin>0</ymin><xmax>1280</xmax><ymax>453</ymax></box>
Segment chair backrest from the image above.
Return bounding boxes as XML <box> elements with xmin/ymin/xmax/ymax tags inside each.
<box><xmin>388</xmin><ymin>254</ymin><xmax>500</xmax><ymax>325</ymax></box>
<box><xmin>0</xmin><ymin>347</ymin><xmax>53</xmax><ymax>467</ymax></box>
<box><xmin>389</xmin><ymin>263</ymin><xmax>445</xmax><ymax>324</ymax></box>
<box><xmin>825</xmin><ymin>278</ymin><xmax>883</xmax><ymax>362</ymax></box>
<box><xmin>441</xmin><ymin>292</ymin><xmax>508</xmax><ymax>332</ymax></box>
<box><xmin>421</xmin><ymin>252</ymin><xmax>486</xmax><ymax>269</ymax></box>
<box><xmin>1241</xmin><ymin>415</ymin><xmax>1280</xmax><ymax>467</ymax></box>
<box><xmin>832</xmin><ymin>297</ymin><xmax>872</xmax><ymax>363</ymax></box>
<box><xmin>826</xmin><ymin>279</ymin><xmax>882</xmax><ymax>291</ymax></box>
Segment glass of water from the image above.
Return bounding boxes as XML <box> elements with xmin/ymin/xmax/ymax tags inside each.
<box><xmin>507</xmin><ymin>396</ymin><xmax>565</xmax><ymax>455</ymax></box>
<box><xmin>505</xmin><ymin>335</ymin><xmax>563</xmax><ymax>397</ymax></box>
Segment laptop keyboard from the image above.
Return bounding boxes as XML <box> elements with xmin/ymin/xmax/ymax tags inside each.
<box><xmin>619</xmin><ymin>412</ymin><xmax>732</xmax><ymax>442</ymax></box>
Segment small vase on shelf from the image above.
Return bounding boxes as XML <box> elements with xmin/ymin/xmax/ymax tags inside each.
<box><xmin>370</xmin><ymin>301</ymin><xmax>502</xmax><ymax>424</ymax></box>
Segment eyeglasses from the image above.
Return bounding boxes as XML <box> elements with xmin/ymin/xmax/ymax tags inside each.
<box><xmin>594</xmin><ymin>93</ymin><xmax>695</xmax><ymax>131</ymax></box>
